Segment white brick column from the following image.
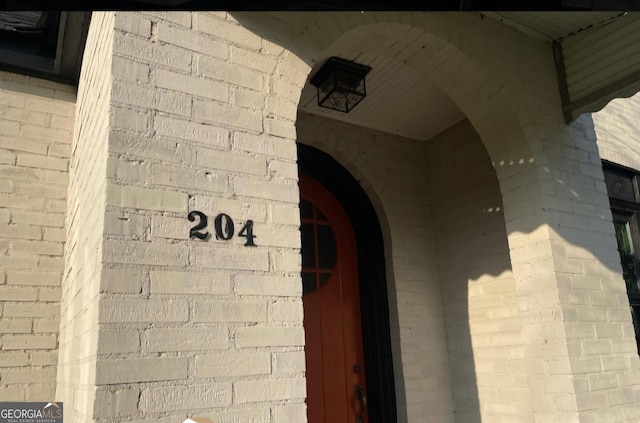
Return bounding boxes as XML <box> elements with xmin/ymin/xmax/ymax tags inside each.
<box><xmin>492</xmin><ymin>115</ymin><xmax>640</xmax><ymax>422</ymax></box>
<box><xmin>70</xmin><ymin>11</ymin><xmax>310</xmax><ymax>423</ymax></box>
<box><xmin>56</xmin><ymin>11</ymin><xmax>114</xmax><ymax>423</ymax></box>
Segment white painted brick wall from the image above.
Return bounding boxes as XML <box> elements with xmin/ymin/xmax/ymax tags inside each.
<box><xmin>0</xmin><ymin>70</ymin><xmax>74</xmax><ymax>402</ymax></box>
<box><xmin>427</xmin><ymin>119</ymin><xmax>533</xmax><ymax>421</ymax></box>
<box><xmin>482</xmin><ymin>106</ymin><xmax>640</xmax><ymax>422</ymax></box>
<box><xmin>56</xmin><ymin>11</ymin><xmax>114</xmax><ymax>423</ymax></box>
<box><xmin>82</xmin><ymin>11</ymin><xmax>308</xmax><ymax>423</ymax></box>
<box><xmin>592</xmin><ymin>92</ymin><xmax>640</xmax><ymax>170</ymax></box>
<box><xmin>93</xmin><ymin>389</ymin><xmax>139</xmax><ymax>418</ymax></box>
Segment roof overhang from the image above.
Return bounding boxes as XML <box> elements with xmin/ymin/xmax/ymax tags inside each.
<box><xmin>483</xmin><ymin>12</ymin><xmax>640</xmax><ymax>122</ymax></box>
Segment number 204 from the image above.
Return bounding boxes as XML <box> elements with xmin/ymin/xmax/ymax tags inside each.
<box><xmin>188</xmin><ymin>211</ymin><xmax>256</xmax><ymax>247</ymax></box>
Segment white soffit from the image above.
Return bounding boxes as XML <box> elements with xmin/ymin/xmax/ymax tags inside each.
<box><xmin>482</xmin><ymin>12</ymin><xmax>624</xmax><ymax>42</ymax></box>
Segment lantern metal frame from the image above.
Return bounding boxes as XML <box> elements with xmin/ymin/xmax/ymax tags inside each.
<box><xmin>310</xmin><ymin>57</ymin><xmax>372</xmax><ymax>113</ymax></box>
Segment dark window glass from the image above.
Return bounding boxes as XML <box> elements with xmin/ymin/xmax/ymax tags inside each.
<box><xmin>303</xmin><ymin>272</ymin><xmax>316</xmax><ymax>294</ymax></box>
<box><xmin>319</xmin><ymin>273</ymin><xmax>331</xmax><ymax>287</ymax></box>
<box><xmin>301</xmin><ymin>223</ymin><xmax>316</xmax><ymax>268</ymax></box>
<box><xmin>614</xmin><ymin>220</ymin><xmax>640</xmax><ymax>293</ymax></box>
<box><xmin>301</xmin><ymin>199</ymin><xmax>338</xmax><ymax>295</ymax></box>
<box><xmin>300</xmin><ymin>199</ymin><xmax>313</xmax><ymax>219</ymax></box>
<box><xmin>606</xmin><ymin>161</ymin><xmax>640</xmax><ymax>355</ymax></box>
<box><xmin>612</xmin><ymin>215</ymin><xmax>640</xmax><ymax>354</ymax></box>
<box><xmin>317</xmin><ymin>225</ymin><xmax>336</xmax><ymax>269</ymax></box>
<box><xmin>604</xmin><ymin>168</ymin><xmax>636</xmax><ymax>203</ymax></box>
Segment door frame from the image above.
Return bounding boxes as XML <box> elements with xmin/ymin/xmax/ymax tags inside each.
<box><xmin>298</xmin><ymin>144</ymin><xmax>397</xmax><ymax>423</ymax></box>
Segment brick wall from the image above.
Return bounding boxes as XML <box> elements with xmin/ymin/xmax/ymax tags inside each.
<box><xmin>428</xmin><ymin>119</ymin><xmax>532</xmax><ymax>421</ymax></box>
<box><xmin>501</xmin><ymin>112</ymin><xmax>640</xmax><ymax>421</ymax></box>
<box><xmin>0</xmin><ymin>71</ymin><xmax>74</xmax><ymax>401</ymax></box>
<box><xmin>87</xmin><ymin>11</ymin><xmax>306</xmax><ymax>422</ymax></box>
<box><xmin>593</xmin><ymin>92</ymin><xmax>640</xmax><ymax>169</ymax></box>
<box><xmin>56</xmin><ymin>11</ymin><xmax>114</xmax><ymax>423</ymax></box>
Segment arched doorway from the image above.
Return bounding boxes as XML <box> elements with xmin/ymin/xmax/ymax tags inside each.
<box><xmin>298</xmin><ymin>144</ymin><xmax>397</xmax><ymax>423</ymax></box>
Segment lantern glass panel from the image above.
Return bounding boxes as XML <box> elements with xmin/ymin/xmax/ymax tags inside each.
<box><xmin>335</xmin><ymin>69</ymin><xmax>366</xmax><ymax>92</ymax></box>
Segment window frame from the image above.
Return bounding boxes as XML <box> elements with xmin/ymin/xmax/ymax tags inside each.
<box><xmin>604</xmin><ymin>160</ymin><xmax>640</xmax><ymax>353</ymax></box>
<box><xmin>0</xmin><ymin>11</ymin><xmax>90</xmax><ymax>85</ymax></box>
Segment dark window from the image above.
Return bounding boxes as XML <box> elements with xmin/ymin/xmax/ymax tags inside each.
<box><xmin>603</xmin><ymin>161</ymin><xmax>640</xmax><ymax>353</ymax></box>
<box><xmin>300</xmin><ymin>199</ymin><xmax>337</xmax><ymax>294</ymax></box>
<box><xmin>0</xmin><ymin>11</ymin><xmax>90</xmax><ymax>84</ymax></box>
<box><xmin>613</xmin><ymin>216</ymin><xmax>640</xmax><ymax>293</ymax></box>
<box><xmin>0</xmin><ymin>12</ymin><xmax>61</xmax><ymax>72</ymax></box>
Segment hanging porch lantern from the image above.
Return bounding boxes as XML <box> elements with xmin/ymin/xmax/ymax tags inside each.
<box><xmin>310</xmin><ymin>57</ymin><xmax>372</xmax><ymax>113</ymax></box>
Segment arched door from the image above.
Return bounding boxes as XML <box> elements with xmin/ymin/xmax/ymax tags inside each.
<box><xmin>300</xmin><ymin>173</ymin><xmax>368</xmax><ymax>423</ymax></box>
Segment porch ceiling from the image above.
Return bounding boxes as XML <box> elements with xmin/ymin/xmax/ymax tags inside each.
<box><xmin>298</xmin><ymin>53</ymin><xmax>465</xmax><ymax>142</ymax></box>
<box><xmin>299</xmin><ymin>12</ymin><xmax>640</xmax><ymax>141</ymax></box>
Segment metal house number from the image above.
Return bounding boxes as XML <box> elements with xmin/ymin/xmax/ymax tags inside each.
<box><xmin>188</xmin><ymin>211</ymin><xmax>256</xmax><ymax>247</ymax></box>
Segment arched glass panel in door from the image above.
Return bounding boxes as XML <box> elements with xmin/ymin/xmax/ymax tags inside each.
<box><xmin>300</xmin><ymin>198</ymin><xmax>337</xmax><ymax>295</ymax></box>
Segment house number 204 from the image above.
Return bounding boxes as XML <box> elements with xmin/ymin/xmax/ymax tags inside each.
<box><xmin>188</xmin><ymin>211</ymin><xmax>256</xmax><ymax>247</ymax></box>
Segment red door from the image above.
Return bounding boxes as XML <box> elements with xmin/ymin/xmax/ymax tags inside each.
<box><xmin>300</xmin><ymin>174</ymin><xmax>368</xmax><ymax>423</ymax></box>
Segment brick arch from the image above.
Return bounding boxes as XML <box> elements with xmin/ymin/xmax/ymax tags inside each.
<box><xmin>236</xmin><ymin>13</ymin><xmax>554</xmax><ymax>423</ymax></box>
<box><xmin>245</xmin><ymin>11</ymin><xmax>559</xmax><ymax>273</ymax></box>
<box><xmin>242</xmin><ymin>13</ymin><xmax>561</xmax><ymax>239</ymax></box>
